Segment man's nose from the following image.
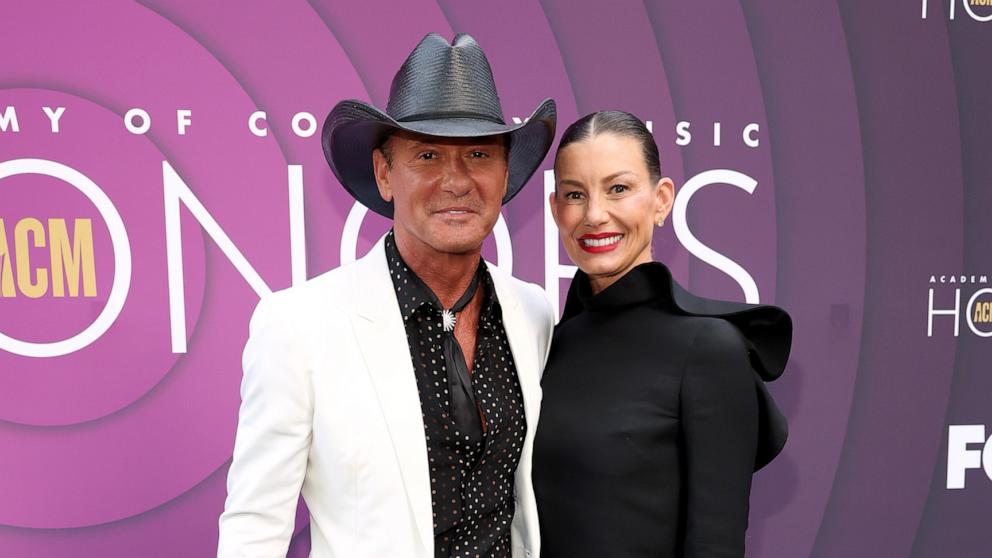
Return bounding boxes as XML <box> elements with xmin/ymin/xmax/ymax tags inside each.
<box><xmin>440</xmin><ymin>156</ymin><xmax>473</xmax><ymax>197</ymax></box>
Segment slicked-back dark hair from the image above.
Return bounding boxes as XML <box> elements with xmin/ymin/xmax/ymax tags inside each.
<box><xmin>554</xmin><ymin>110</ymin><xmax>661</xmax><ymax>184</ymax></box>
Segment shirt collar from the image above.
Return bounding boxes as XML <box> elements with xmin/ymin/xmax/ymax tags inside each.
<box><xmin>384</xmin><ymin>229</ymin><xmax>500</xmax><ymax>325</ymax></box>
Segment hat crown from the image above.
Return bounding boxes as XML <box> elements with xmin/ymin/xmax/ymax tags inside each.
<box><xmin>385</xmin><ymin>33</ymin><xmax>506</xmax><ymax>125</ymax></box>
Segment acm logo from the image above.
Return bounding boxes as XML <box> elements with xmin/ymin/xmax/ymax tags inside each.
<box><xmin>0</xmin><ymin>159</ymin><xmax>131</xmax><ymax>359</ymax></box>
<box><xmin>0</xmin><ymin>217</ymin><xmax>96</xmax><ymax>298</ymax></box>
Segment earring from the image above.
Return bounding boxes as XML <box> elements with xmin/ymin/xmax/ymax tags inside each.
<box><xmin>656</xmin><ymin>217</ymin><xmax>665</xmax><ymax>227</ymax></box>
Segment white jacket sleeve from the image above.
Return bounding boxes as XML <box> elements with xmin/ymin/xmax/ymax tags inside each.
<box><xmin>218</xmin><ymin>294</ymin><xmax>313</xmax><ymax>558</ymax></box>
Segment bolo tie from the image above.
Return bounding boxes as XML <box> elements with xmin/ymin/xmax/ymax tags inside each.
<box><xmin>412</xmin><ymin>263</ymin><xmax>486</xmax><ymax>444</ymax></box>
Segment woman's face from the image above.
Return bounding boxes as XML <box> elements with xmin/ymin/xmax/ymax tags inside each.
<box><xmin>550</xmin><ymin>133</ymin><xmax>674</xmax><ymax>293</ymax></box>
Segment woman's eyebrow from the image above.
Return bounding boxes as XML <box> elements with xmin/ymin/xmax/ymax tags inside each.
<box><xmin>601</xmin><ymin>170</ymin><xmax>637</xmax><ymax>182</ymax></box>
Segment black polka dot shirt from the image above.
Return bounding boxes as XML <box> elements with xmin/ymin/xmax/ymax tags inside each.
<box><xmin>385</xmin><ymin>231</ymin><xmax>526</xmax><ymax>558</ymax></box>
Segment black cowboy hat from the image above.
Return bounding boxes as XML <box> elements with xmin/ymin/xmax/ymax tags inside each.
<box><xmin>321</xmin><ymin>32</ymin><xmax>557</xmax><ymax>218</ymax></box>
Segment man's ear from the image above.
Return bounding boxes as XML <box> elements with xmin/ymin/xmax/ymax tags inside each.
<box><xmin>501</xmin><ymin>165</ymin><xmax>510</xmax><ymax>200</ymax></box>
<box><xmin>372</xmin><ymin>148</ymin><xmax>393</xmax><ymax>202</ymax></box>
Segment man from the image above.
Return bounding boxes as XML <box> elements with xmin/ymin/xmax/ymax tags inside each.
<box><xmin>217</xmin><ymin>33</ymin><xmax>557</xmax><ymax>558</ymax></box>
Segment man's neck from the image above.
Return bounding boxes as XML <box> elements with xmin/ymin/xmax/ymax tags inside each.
<box><xmin>394</xmin><ymin>230</ymin><xmax>482</xmax><ymax>308</ymax></box>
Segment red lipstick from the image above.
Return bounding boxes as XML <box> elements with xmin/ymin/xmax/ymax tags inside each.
<box><xmin>577</xmin><ymin>232</ymin><xmax>623</xmax><ymax>253</ymax></box>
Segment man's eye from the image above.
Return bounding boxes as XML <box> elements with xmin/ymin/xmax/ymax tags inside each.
<box><xmin>469</xmin><ymin>150</ymin><xmax>489</xmax><ymax>158</ymax></box>
<box><xmin>418</xmin><ymin>151</ymin><xmax>438</xmax><ymax>160</ymax></box>
<box><xmin>610</xmin><ymin>184</ymin><xmax>629</xmax><ymax>194</ymax></box>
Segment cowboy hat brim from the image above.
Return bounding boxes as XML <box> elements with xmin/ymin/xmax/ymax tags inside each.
<box><xmin>321</xmin><ymin>98</ymin><xmax>557</xmax><ymax>218</ymax></box>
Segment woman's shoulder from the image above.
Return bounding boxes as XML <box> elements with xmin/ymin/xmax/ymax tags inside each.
<box><xmin>678</xmin><ymin>313</ymin><xmax>790</xmax><ymax>471</ymax></box>
<box><xmin>686</xmin><ymin>315</ymin><xmax>749</xmax><ymax>349</ymax></box>
<box><xmin>657</xmin><ymin>266</ymin><xmax>791</xmax><ymax>470</ymax></box>
<box><xmin>679</xmin><ymin>317</ymin><xmax>755</xmax><ymax>379</ymax></box>
<box><xmin>666</xmin><ymin>282</ymin><xmax>792</xmax><ymax>382</ymax></box>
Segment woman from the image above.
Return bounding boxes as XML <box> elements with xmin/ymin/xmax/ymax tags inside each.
<box><xmin>532</xmin><ymin>111</ymin><xmax>792</xmax><ymax>558</ymax></box>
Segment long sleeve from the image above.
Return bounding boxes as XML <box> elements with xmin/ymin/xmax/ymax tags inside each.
<box><xmin>218</xmin><ymin>294</ymin><xmax>314</xmax><ymax>558</ymax></box>
<box><xmin>680</xmin><ymin>319</ymin><xmax>760</xmax><ymax>558</ymax></box>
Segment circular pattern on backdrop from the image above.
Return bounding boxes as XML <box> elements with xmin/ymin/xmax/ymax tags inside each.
<box><xmin>12</xmin><ymin>1</ymin><xmax>974</xmax><ymax>557</ymax></box>
<box><xmin>0</xmin><ymin>158</ymin><xmax>133</xmax><ymax>358</ymax></box>
<box><xmin>0</xmin><ymin>88</ymin><xmax>206</xmax><ymax>427</ymax></box>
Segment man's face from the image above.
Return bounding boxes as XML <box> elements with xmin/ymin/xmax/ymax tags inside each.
<box><xmin>372</xmin><ymin>130</ymin><xmax>509</xmax><ymax>259</ymax></box>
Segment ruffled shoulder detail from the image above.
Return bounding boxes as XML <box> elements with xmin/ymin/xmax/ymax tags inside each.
<box><xmin>665</xmin><ymin>268</ymin><xmax>792</xmax><ymax>382</ymax></box>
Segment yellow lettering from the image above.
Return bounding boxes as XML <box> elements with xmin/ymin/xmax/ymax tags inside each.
<box><xmin>974</xmin><ymin>301</ymin><xmax>992</xmax><ymax>323</ymax></box>
<box><xmin>0</xmin><ymin>219</ymin><xmax>14</xmax><ymax>297</ymax></box>
<box><xmin>14</xmin><ymin>218</ymin><xmax>47</xmax><ymax>298</ymax></box>
<box><xmin>49</xmin><ymin>218</ymin><xmax>96</xmax><ymax>297</ymax></box>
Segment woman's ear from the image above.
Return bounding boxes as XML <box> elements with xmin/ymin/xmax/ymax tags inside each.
<box><xmin>654</xmin><ymin>177</ymin><xmax>675</xmax><ymax>222</ymax></box>
<box><xmin>548</xmin><ymin>190</ymin><xmax>561</xmax><ymax>226</ymax></box>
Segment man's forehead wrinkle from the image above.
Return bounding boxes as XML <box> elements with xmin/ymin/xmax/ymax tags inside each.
<box><xmin>391</xmin><ymin>131</ymin><xmax>507</xmax><ymax>149</ymax></box>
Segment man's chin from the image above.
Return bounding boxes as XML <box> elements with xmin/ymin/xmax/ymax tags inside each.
<box><xmin>424</xmin><ymin>222</ymin><xmax>493</xmax><ymax>251</ymax></box>
<box><xmin>430</xmin><ymin>238</ymin><xmax>486</xmax><ymax>256</ymax></box>
<box><xmin>424</xmin><ymin>230</ymin><xmax>489</xmax><ymax>255</ymax></box>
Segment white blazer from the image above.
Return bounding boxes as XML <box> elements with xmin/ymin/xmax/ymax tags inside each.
<box><xmin>218</xmin><ymin>235</ymin><xmax>555</xmax><ymax>558</ymax></box>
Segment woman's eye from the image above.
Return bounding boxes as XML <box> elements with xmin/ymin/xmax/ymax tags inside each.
<box><xmin>563</xmin><ymin>191</ymin><xmax>584</xmax><ymax>201</ymax></box>
<box><xmin>610</xmin><ymin>184</ymin><xmax>629</xmax><ymax>194</ymax></box>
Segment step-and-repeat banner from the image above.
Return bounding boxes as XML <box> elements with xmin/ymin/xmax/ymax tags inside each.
<box><xmin>2</xmin><ymin>1</ymin><xmax>990</xmax><ymax>557</ymax></box>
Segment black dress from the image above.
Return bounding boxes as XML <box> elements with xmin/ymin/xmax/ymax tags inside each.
<box><xmin>532</xmin><ymin>262</ymin><xmax>791</xmax><ymax>558</ymax></box>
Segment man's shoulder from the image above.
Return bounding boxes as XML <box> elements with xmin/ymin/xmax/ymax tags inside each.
<box><xmin>271</xmin><ymin>262</ymin><xmax>350</xmax><ymax>303</ymax></box>
<box><xmin>258</xmin><ymin>255</ymin><xmax>371</xmax><ymax>320</ymax></box>
<box><xmin>484</xmin><ymin>262</ymin><xmax>554</xmax><ymax>321</ymax></box>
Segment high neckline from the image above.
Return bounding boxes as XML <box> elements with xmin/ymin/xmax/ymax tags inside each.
<box><xmin>560</xmin><ymin>260</ymin><xmax>794</xmax><ymax>384</ymax></box>
<box><xmin>572</xmin><ymin>262</ymin><xmax>673</xmax><ymax>314</ymax></box>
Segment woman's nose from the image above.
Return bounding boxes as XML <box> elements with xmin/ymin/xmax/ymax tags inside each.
<box><xmin>583</xmin><ymin>195</ymin><xmax>609</xmax><ymax>227</ymax></box>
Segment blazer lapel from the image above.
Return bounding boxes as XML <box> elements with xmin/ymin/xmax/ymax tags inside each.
<box><xmin>486</xmin><ymin>263</ymin><xmax>541</xmax><ymax>431</ymax></box>
<box><xmin>348</xmin><ymin>237</ymin><xmax>433</xmax><ymax>553</ymax></box>
<box><xmin>486</xmin><ymin>262</ymin><xmax>542</xmax><ymax>553</ymax></box>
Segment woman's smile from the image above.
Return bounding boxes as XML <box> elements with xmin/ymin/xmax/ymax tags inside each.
<box><xmin>578</xmin><ymin>232</ymin><xmax>624</xmax><ymax>253</ymax></box>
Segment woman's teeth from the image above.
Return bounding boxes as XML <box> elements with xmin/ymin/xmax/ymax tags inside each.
<box><xmin>581</xmin><ymin>235</ymin><xmax>622</xmax><ymax>247</ymax></box>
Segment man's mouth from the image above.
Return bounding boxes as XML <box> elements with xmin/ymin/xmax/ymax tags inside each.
<box><xmin>435</xmin><ymin>206</ymin><xmax>476</xmax><ymax>216</ymax></box>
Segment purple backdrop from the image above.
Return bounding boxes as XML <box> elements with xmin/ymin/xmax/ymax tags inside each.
<box><xmin>1</xmin><ymin>1</ymin><xmax>990</xmax><ymax>556</ymax></box>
